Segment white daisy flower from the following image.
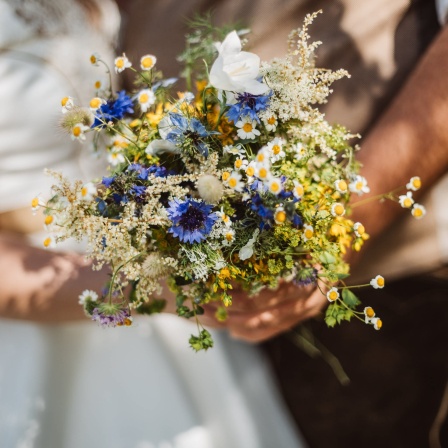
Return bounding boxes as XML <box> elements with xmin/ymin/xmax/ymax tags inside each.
<box><xmin>334</xmin><ymin>179</ymin><xmax>348</xmax><ymax>193</ymax></box>
<box><xmin>370</xmin><ymin>275</ymin><xmax>385</xmax><ymax>289</ymax></box>
<box><xmin>93</xmin><ymin>77</ymin><xmax>107</xmax><ymax>93</ymax></box>
<box><xmin>292</xmin><ymin>181</ymin><xmax>305</xmax><ymax>200</ymax></box>
<box><xmin>326</xmin><ymin>287</ymin><xmax>339</xmax><ymax>302</ymax></box>
<box><xmin>371</xmin><ymin>317</ymin><xmax>383</xmax><ymax>330</ymax></box>
<box><xmin>244</xmin><ymin>161</ymin><xmax>257</xmax><ymax>179</ymax></box>
<box><xmin>61</xmin><ymin>96</ymin><xmax>74</xmax><ymax>114</ymax></box>
<box><xmin>111</xmin><ymin>135</ymin><xmax>129</xmax><ymax>150</ymax></box>
<box><xmin>349</xmin><ymin>175</ymin><xmax>370</xmax><ymax>195</ymax></box>
<box><xmin>136</xmin><ymin>89</ymin><xmax>156</xmax><ymax>112</ymax></box>
<box><xmin>331</xmin><ymin>202</ymin><xmax>346</xmax><ymax>217</ymax></box>
<box><xmin>263</xmin><ymin>115</ymin><xmax>278</xmax><ymax>132</ymax></box>
<box><xmin>266</xmin><ymin>137</ymin><xmax>286</xmax><ymax>162</ymax></box>
<box><xmin>406</xmin><ymin>176</ymin><xmax>421</xmax><ymax>191</ymax></box>
<box><xmin>364</xmin><ymin>306</ymin><xmax>375</xmax><ymax>323</ymax></box>
<box><xmin>107</xmin><ymin>150</ymin><xmax>126</xmax><ymax>166</ymax></box>
<box><xmin>140</xmin><ymin>54</ymin><xmax>157</xmax><ymax>71</ymax></box>
<box><xmin>411</xmin><ymin>203</ymin><xmax>426</xmax><ymax>219</ymax></box>
<box><xmin>267</xmin><ymin>177</ymin><xmax>283</xmax><ymax>195</ymax></box>
<box><xmin>255</xmin><ymin>165</ymin><xmax>271</xmax><ymax>182</ymax></box>
<box><xmin>71</xmin><ymin>123</ymin><xmax>89</xmax><ymax>142</ymax></box>
<box><xmin>89</xmin><ymin>97</ymin><xmax>106</xmax><ymax>112</ymax></box>
<box><xmin>216</xmin><ymin>207</ymin><xmax>232</xmax><ymax>227</ymax></box>
<box><xmin>398</xmin><ymin>191</ymin><xmax>414</xmax><ymax>209</ymax></box>
<box><xmin>78</xmin><ymin>290</ymin><xmax>99</xmax><ymax>305</ymax></box>
<box><xmin>43</xmin><ymin>215</ymin><xmax>54</xmax><ymax>230</ymax></box>
<box><xmin>353</xmin><ymin>222</ymin><xmax>366</xmax><ymax>237</ymax></box>
<box><xmin>31</xmin><ymin>195</ymin><xmax>45</xmax><ymax>214</ymax></box>
<box><xmin>234</xmin><ymin>157</ymin><xmax>248</xmax><ymax>171</ymax></box>
<box><xmin>90</xmin><ymin>53</ymin><xmax>101</xmax><ymax>66</ymax></box>
<box><xmin>78</xmin><ymin>182</ymin><xmax>97</xmax><ymax>202</ymax></box>
<box><xmin>254</xmin><ymin>147</ymin><xmax>270</xmax><ymax>166</ymax></box>
<box><xmin>223</xmin><ymin>144</ymin><xmax>244</xmax><ymax>156</ymax></box>
<box><xmin>303</xmin><ymin>224</ymin><xmax>314</xmax><ymax>242</ymax></box>
<box><xmin>236</xmin><ymin>117</ymin><xmax>260</xmax><ymax>140</ymax></box>
<box><xmin>222</xmin><ymin>228</ymin><xmax>235</xmax><ymax>246</ymax></box>
<box><xmin>274</xmin><ymin>206</ymin><xmax>287</xmax><ymax>224</ymax></box>
<box><xmin>226</xmin><ymin>171</ymin><xmax>245</xmax><ymax>192</ymax></box>
<box><xmin>42</xmin><ymin>235</ymin><xmax>55</xmax><ymax>249</ymax></box>
<box><xmin>292</xmin><ymin>143</ymin><xmax>307</xmax><ymax>161</ymax></box>
<box><xmin>114</xmin><ymin>53</ymin><xmax>132</xmax><ymax>73</ymax></box>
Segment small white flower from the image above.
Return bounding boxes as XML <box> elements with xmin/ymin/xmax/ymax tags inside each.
<box><xmin>267</xmin><ymin>177</ymin><xmax>283</xmax><ymax>195</ymax></box>
<box><xmin>398</xmin><ymin>191</ymin><xmax>414</xmax><ymax>209</ymax></box>
<box><xmin>216</xmin><ymin>207</ymin><xmax>232</xmax><ymax>227</ymax></box>
<box><xmin>140</xmin><ymin>54</ymin><xmax>157</xmax><ymax>70</ymax></box>
<box><xmin>78</xmin><ymin>182</ymin><xmax>97</xmax><ymax>202</ymax></box>
<box><xmin>406</xmin><ymin>176</ymin><xmax>421</xmax><ymax>191</ymax></box>
<box><xmin>302</xmin><ymin>224</ymin><xmax>314</xmax><ymax>242</ymax></box>
<box><xmin>114</xmin><ymin>53</ymin><xmax>132</xmax><ymax>73</ymax></box>
<box><xmin>61</xmin><ymin>96</ymin><xmax>74</xmax><ymax>113</ymax></box>
<box><xmin>266</xmin><ymin>137</ymin><xmax>286</xmax><ymax>162</ymax></box>
<box><xmin>370</xmin><ymin>275</ymin><xmax>385</xmax><ymax>289</ymax></box>
<box><xmin>42</xmin><ymin>235</ymin><xmax>55</xmax><ymax>249</ymax></box>
<box><xmin>255</xmin><ymin>165</ymin><xmax>271</xmax><ymax>182</ymax></box>
<box><xmin>93</xmin><ymin>77</ymin><xmax>107</xmax><ymax>93</ymax></box>
<box><xmin>78</xmin><ymin>289</ymin><xmax>99</xmax><ymax>305</ymax></box>
<box><xmin>254</xmin><ymin>147</ymin><xmax>271</xmax><ymax>166</ymax></box>
<box><xmin>225</xmin><ymin>171</ymin><xmax>245</xmax><ymax>192</ymax></box>
<box><xmin>31</xmin><ymin>195</ymin><xmax>45</xmax><ymax>214</ymax></box>
<box><xmin>349</xmin><ymin>175</ymin><xmax>370</xmax><ymax>195</ymax></box>
<box><xmin>244</xmin><ymin>161</ymin><xmax>257</xmax><ymax>180</ymax></box>
<box><xmin>209</xmin><ymin>31</ymin><xmax>269</xmax><ymax>95</ymax></box>
<box><xmin>222</xmin><ymin>228</ymin><xmax>235</xmax><ymax>246</ymax></box>
<box><xmin>263</xmin><ymin>115</ymin><xmax>277</xmax><ymax>132</ymax></box>
<box><xmin>107</xmin><ymin>150</ymin><xmax>126</xmax><ymax>166</ymax></box>
<box><xmin>334</xmin><ymin>179</ymin><xmax>348</xmax><ymax>193</ymax></box>
<box><xmin>234</xmin><ymin>157</ymin><xmax>249</xmax><ymax>171</ymax></box>
<box><xmin>292</xmin><ymin>181</ymin><xmax>305</xmax><ymax>200</ymax></box>
<box><xmin>236</xmin><ymin>117</ymin><xmax>260</xmax><ymax>140</ymax></box>
<box><xmin>90</xmin><ymin>53</ymin><xmax>101</xmax><ymax>66</ymax></box>
<box><xmin>43</xmin><ymin>214</ymin><xmax>54</xmax><ymax>230</ymax></box>
<box><xmin>136</xmin><ymin>89</ymin><xmax>156</xmax><ymax>112</ymax></box>
<box><xmin>411</xmin><ymin>203</ymin><xmax>426</xmax><ymax>219</ymax></box>
<box><xmin>331</xmin><ymin>202</ymin><xmax>345</xmax><ymax>217</ymax></box>
<box><xmin>371</xmin><ymin>317</ymin><xmax>383</xmax><ymax>330</ymax></box>
<box><xmin>71</xmin><ymin>123</ymin><xmax>89</xmax><ymax>142</ymax></box>
<box><xmin>353</xmin><ymin>222</ymin><xmax>366</xmax><ymax>237</ymax></box>
<box><xmin>223</xmin><ymin>144</ymin><xmax>244</xmax><ymax>156</ymax></box>
<box><xmin>292</xmin><ymin>143</ymin><xmax>307</xmax><ymax>161</ymax></box>
<box><xmin>274</xmin><ymin>206</ymin><xmax>287</xmax><ymax>224</ymax></box>
<box><xmin>145</xmin><ymin>139</ymin><xmax>179</xmax><ymax>156</ymax></box>
<box><xmin>89</xmin><ymin>97</ymin><xmax>106</xmax><ymax>112</ymax></box>
<box><xmin>239</xmin><ymin>229</ymin><xmax>259</xmax><ymax>261</ymax></box>
<box><xmin>363</xmin><ymin>306</ymin><xmax>375</xmax><ymax>323</ymax></box>
<box><xmin>326</xmin><ymin>287</ymin><xmax>339</xmax><ymax>302</ymax></box>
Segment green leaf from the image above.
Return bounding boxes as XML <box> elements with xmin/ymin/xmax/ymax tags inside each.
<box><xmin>341</xmin><ymin>289</ymin><xmax>360</xmax><ymax>307</ymax></box>
<box><xmin>189</xmin><ymin>329</ymin><xmax>214</xmax><ymax>352</ymax></box>
<box><xmin>335</xmin><ymin>273</ymin><xmax>350</xmax><ymax>280</ymax></box>
<box><xmin>319</xmin><ymin>251</ymin><xmax>336</xmax><ymax>264</ymax></box>
<box><xmin>136</xmin><ymin>299</ymin><xmax>167</xmax><ymax>315</ymax></box>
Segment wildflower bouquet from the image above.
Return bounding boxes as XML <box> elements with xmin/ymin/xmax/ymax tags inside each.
<box><xmin>37</xmin><ymin>13</ymin><xmax>425</xmax><ymax>350</ymax></box>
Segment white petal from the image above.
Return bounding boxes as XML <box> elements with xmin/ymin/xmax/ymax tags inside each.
<box><xmin>219</xmin><ymin>31</ymin><xmax>242</xmax><ymax>56</ymax></box>
<box><xmin>145</xmin><ymin>139</ymin><xmax>179</xmax><ymax>155</ymax></box>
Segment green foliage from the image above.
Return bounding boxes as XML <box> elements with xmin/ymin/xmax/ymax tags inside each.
<box><xmin>341</xmin><ymin>289</ymin><xmax>361</xmax><ymax>307</ymax></box>
<box><xmin>189</xmin><ymin>329</ymin><xmax>214</xmax><ymax>351</ymax></box>
<box><xmin>136</xmin><ymin>299</ymin><xmax>167</xmax><ymax>315</ymax></box>
<box><xmin>325</xmin><ymin>303</ymin><xmax>353</xmax><ymax>327</ymax></box>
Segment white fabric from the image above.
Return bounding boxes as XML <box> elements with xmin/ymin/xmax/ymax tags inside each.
<box><xmin>436</xmin><ymin>0</ymin><xmax>448</xmax><ymax>24</ymax></box>
<box><xmin>0</xmin><ymin>2</ymin><xmax>305</xmax><ymax>447</ymax></box>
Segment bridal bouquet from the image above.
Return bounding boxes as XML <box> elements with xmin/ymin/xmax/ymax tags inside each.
<box><xmin>35</xmin><ymin>12</ymin><xmax>425</xmax><ymax>350</ymax></box>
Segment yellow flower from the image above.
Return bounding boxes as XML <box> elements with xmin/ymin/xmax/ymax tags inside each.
<box><xmin>411</xmin><ymin>204</ymin><xmax>426</xmax><ymax>219</ymax></box>
<box><xmin>140</xmin><ymin>54</ymin><xmax>157</xmax><ymax>70</ymax></box>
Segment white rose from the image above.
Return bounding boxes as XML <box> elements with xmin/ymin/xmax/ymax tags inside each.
<box><xmin>210</xmin><ymin>31</ymin><xmax>269</xmax><ymax>95</ymax></box>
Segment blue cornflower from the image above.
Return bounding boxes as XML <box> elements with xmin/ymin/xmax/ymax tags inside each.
<box><xmin>93</xmin><ymin>90</ymin><xmax>134</xmax><ymax>128</ymax></box>
<box><xmin>226</xmin><ymin>92</ymin><xmax>271</xmax><ymax>123</ymax></box>
<box><xmin>166</xmin><ymin>197</ymin><xmax>217</xmax><ymax>244</ymax></box>
<box><xmin>127</xmin><ymin>163</ymin><xmax>149</xmax><ymax>180</ymax></box>
<box><xmin>102</xmin><ymin>176</ymin><xmax>115</xmax><ymax>187</ymax></box>
<box><xmin>131</xmin><ymin>185</ymin><xmax>146</xmax><ymax>197</ymax></box>
<box><xmin>165</xmin><ymin>113</ymin><xmax>215</xmax><ymax>158</ymax></box>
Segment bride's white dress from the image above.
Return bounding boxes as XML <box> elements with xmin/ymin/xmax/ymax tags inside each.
<box><xmin>0</xmin><ymin>1</ymin><xmax>305</xmax><ymax>447</ymax></box>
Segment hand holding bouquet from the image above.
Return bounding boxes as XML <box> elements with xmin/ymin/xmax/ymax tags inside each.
<box><xmin>35</xmin><ymin>12</ymin><xmax>425</xmax><ymax>350</ymax></box>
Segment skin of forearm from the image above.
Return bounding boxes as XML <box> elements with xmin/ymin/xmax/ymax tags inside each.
<box><xmin>0</xmin><ymin>233</ymin><xmax>109</xmax><ymax>323</ymax></box>
<box><xmin>352</xmin><ymin>25</ymin><xmax>448</xmax><ymax>243</ymax></box>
